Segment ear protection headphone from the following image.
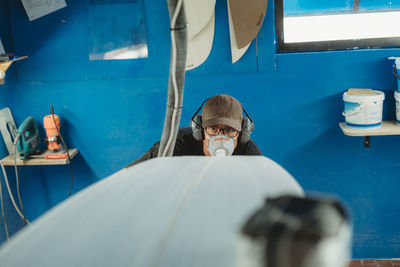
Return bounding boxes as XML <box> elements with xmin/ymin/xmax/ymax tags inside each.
<box><xmin>190</xmin><ymin>99</ymin><xmax>255</xmax><ymax>144</ymax></box>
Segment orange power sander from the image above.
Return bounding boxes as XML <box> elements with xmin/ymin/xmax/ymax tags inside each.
<box><xmin>43</xmin><ymin>107</ymin><xmax>67</xmax><ymax>159</ymax></box>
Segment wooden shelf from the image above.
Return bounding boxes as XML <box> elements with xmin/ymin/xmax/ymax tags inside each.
<box><xmin>0</xmin><ymin>148</ymin><xmax>78</xmax><ymax>166</ymax></box>
<box><xmin>339</xmin><ymin>121</ymin><xmax>400</xmax><ymax>147</ymax></box>
<box><xmin>339</xmin><ymin>121</ymin><xmax>400</xmax><ymax>136</ymax></box>
<box><xmin>0</xmin><ymin>56</ymin><xmax>28</xmax><ymax>85</ymax></box>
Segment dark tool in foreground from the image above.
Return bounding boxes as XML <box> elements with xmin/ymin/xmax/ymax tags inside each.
<box><xmin>241</xmin><ymin>195</ymin><xmax>352</xmax><ymax>267</ymax></box>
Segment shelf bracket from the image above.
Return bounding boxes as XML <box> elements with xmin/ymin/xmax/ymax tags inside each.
<box><xmin>364</xmin><ymin>136</ymin><xmax>370</xmax><ymax>148</ymax></box>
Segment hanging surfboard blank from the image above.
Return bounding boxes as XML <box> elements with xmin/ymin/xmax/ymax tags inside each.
<box><xmin>228</xmin><ymin>3</ymin><xmax>251</xmax><ymax>64</ymax></box>
<box><xmin>227</xmin><ymin>0</ymin><xmax>268</xmax><ymax>63</ymax></box>
<box><xmin>185</xmin><ymin>0</ymin><xmax>216</xmax><ymax>70</ymax></box>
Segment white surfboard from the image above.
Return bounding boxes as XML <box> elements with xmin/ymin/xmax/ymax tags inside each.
<box><xmin>0</xmin><ymin>156</ymin><xmax>303</xmax><ymax>267</ymax></box>
<box><xmin>186</xmin><ymin>12</ymin><xmax>215</xmax><ymax>70</ymax></box>
<box><xmin>184</xmin><ymin>0</ymin><xmax>216</xmax><ymax>70</ymax></box>
<box><xmin>184</xmin><ymin>0</ymin><xmax>216</xmax><ymax>39</ymax></box>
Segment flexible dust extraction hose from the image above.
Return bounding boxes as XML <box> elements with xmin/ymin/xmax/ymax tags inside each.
<box><xmin>0</xmin><ymin>133</ymin><xmax>31</xmax><ymax>225</ymax></box>
<box><xmin>157</xmin><ymin>0</ymin><xmax>187</xmax><ymax>157</ymax></box>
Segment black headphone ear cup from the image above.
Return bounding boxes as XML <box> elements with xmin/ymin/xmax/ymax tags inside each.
<box><xmin>240</xmin><ymin>117</ymin><xmax>254</xmax><ymax>144</ymax></box>
<box><xmin>191</xmin><ymin>114</ymin><xmax>204</xmax><ymax>141</ymax></box>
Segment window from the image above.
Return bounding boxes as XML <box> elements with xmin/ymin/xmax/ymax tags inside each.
<box><xmin>275</xmin><ymin>0</ymin><xmax>400</xmax><ymax>52</ymax></box>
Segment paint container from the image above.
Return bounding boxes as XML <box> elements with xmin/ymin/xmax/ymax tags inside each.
<box><xmin>342</xmin><ymin>89</ymin><xmax>385</xmax><ymax>129</ymax></box>
<box><xmin>395</xmin><ymin>91</ymin><xmax>400</xmax><ymax>125</ymax></box>
<box><xmin>388</xmin><ymin>57</ymin><xmax>400</xmax><ymax>92</ymax></box>
<box><xmin>388</xmin><ymin>58</ymin><xmax>400</xmax><ymax>124</ymax></box>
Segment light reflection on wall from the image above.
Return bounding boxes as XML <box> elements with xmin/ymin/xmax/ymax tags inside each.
<box><xmin>102</xmin><ymin>44</ymin><xmax>148</xmax><ymax>60</ymax></box>
<box><xmin>88</xmin><ymin>0</ymin><xmax>148</xmax><ymax>61</ymax></box>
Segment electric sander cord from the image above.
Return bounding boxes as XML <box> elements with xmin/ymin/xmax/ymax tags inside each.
<box><xmin>1</xmin><ymin>161</ymin><xmax>31</xmax><ymax>226</ymax></box>
<box><xmin>12</xmin><ymin>136</ymin><xmax>28</xmax><ymax>226</ymax></box>
<box><xmin>0</xmin><ymin>132</ymin><xmax>31</xmax><ymax>227</ymax></box>
<box><xmin>0</xmin><ymin>162</ymin><xmax>9</xmax><ymax>240</ymax></box>
<box><xmin>50</xmin><ymin>105</ymin><xmax>73</xmax><ymax>197</ymax></box>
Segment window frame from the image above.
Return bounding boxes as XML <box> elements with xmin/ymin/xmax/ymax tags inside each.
<box><xmin>274</xmin><ymin>0</ymin><xmax>400</xmax><ymax>52</ymax></box>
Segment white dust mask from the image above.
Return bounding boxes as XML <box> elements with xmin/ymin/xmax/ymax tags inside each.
<box><xmin>207</xmin><ymin>134</ymin><xmax>235</xmax><ymax>157</ymax></box>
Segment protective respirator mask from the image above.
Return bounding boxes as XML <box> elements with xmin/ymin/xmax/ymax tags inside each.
<box><xmin>207</xmin><ymin>134</ymin><xmax>235</xmax><ymax>157</ymax></box>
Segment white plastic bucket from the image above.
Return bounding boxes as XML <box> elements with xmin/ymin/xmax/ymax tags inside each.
<box><xmin>389</xmin><ymin>57</ymin><xmax>400</xmax><ymax>90</ymax></box>
<box><xmin>395</xmin><ymin>91</ymin><xmax>400</xmax><ymax>124</ymax></box>
<box><xmin>342</xmin><ymin>90</ymin><xmax>385</xmax><ymax>128</ymax></box>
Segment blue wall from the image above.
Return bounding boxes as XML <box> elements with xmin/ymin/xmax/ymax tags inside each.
<box><xmin>0</xmin><ymin>0</ymin><xmax>25</xmax><ymax>243</ymax></box>
<box><xmin>1</xmin><ymin>0</ymin><xmax>399</xmax><ymax>258</ymax></box>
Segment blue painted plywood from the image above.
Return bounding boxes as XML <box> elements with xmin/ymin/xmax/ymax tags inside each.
<box><xmin>87</xmin><ymin>0</ymin><xmax>148</xmax><ymax>60</ymax></box>
<box><xmin>258</xmin><ymin>0</ymin><xmax>277</xmax><ymax>72</ymax></box>
<box><xmin>0</xmin><ymin>0</ymin><xmax>24</xmax><ymax>244</ymax></box>
<box><xmin>8</xmin><ymin>0</ymin><xmax>170</xmax><ymax>81</ymax></box>
<box><xmin>9</xmin><ymin>0</ymin><xmax>257</xmax><ymax>82</ymax></box>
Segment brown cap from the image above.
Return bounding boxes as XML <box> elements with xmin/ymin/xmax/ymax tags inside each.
<box><xmin>202</xmin><ymin>94</ymin><xmax>243</xmax><ymax>131</ymax></box>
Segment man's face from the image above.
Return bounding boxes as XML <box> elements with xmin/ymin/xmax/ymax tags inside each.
<box><xmin>202</xmin><ymin>124</ymin><xmax>239</xmax><ymax>156</ymax></box>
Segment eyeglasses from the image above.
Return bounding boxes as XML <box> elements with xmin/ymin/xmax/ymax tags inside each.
<box><xmin>205</xmin><ymin>126</ymin><xmax>239</xmax><ymax>138</ymax></box>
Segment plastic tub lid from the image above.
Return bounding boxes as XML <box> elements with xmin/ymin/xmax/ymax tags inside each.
<box><xmin>343</xmin><ymin>90</ymin><xmax>385</xmax><ymax>102</ymax></box>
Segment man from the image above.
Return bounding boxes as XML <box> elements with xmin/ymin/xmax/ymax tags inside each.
<box><xmin>126</xmin><ymin>94</ymin><xmax>261</xmax><ymax>167</ymax></box>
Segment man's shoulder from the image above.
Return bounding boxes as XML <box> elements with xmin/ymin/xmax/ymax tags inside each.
<box><xmin>174</xmin><ymin>127</ymin><xmax>203</xmax><ymax>156</ymax></box>
<box><xmin>235</xmin><ymin>138</ymin><xmax>262</xmax><ymax>155</ymax></box>
<box><xmin>176</xmin><ymin>126</ymin><xmax>199</xmax><ymax>145</ymax></box>
<box><xmin>178</xmin><ymin>126</ymin><xmax>194</xmax><ymax>136</ymax></box>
